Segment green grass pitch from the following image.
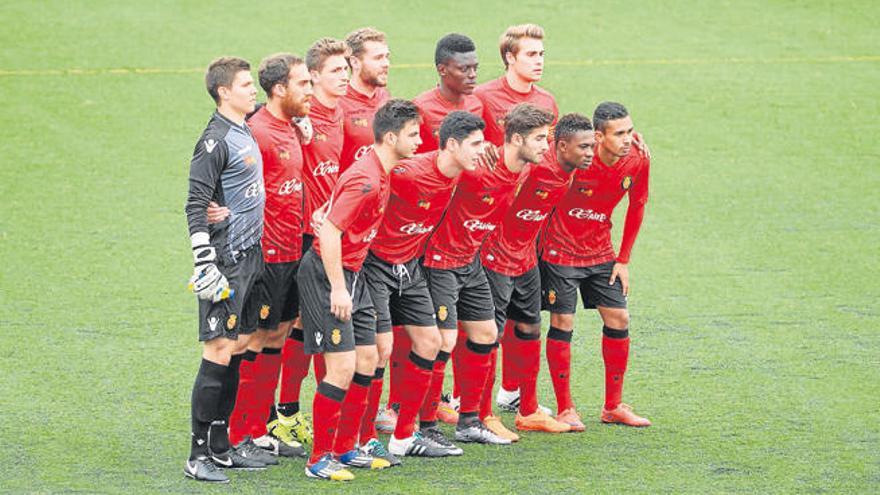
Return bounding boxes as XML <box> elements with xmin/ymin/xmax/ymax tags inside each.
<box><xmin>1</xmin><ymin>0</ymin><xmax>878</xmax><ymax>493</ymax></box>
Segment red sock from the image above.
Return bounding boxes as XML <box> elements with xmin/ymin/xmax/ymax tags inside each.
<box><xmin>419</xmin><ymin>350</ymin><xmax>450</xmax><ymax>422</ymax></box>
<box><xmin>458</xmin><ymin>339</ymin><xmax>494</xmax><ymax>415</ymax></box>
<box><xmin>500</xmin><ymin>321</ymin><xmax>519</xmax><ymax>392</ymax></box>
<box><xmin>228</xmin><ymin>350</ymin><xmax>259</xmax><ymax>446</ymax></box>
<box><xmin>359</xmin><ymin>367</ymin><xmax>384</xmax><ymax>441</ymax></box>
<box><xmin>280</xmin><ymin>330</ymin><xmax>310</xmax><ymax>404</ymax></box>
<box><xmin>546</xmin><ymin>326</ymin><xmax>574</xmax><ymax>414</ymax></box>
<box><xmin>514</xmin><ymin>329</ymin><xmax>542</xmax><ymax>416</ymax></box>
<box><xmin>479</xmin><ymin>347</ymin><xmax>497</xmax><ymax>420</ymax></box>
<box><xmin>387</xmin><ymin>325</ymin><xmax>409</xmax><ymax>408</ymax></box>
<box><xmin>310</xmin><ymin>380</ymin><xmax>346</xmax><ymax>464</ymax></box>
<box><xmin>451</xmin><ymin>325</ymin><xmax>468</xmax><ymax>399</ymax></box>
<box><xmin>393</xmin><ymin>351</ymin><xmax>433</xmax><ymax>439</ymax></box>
<box><xmin>602</xmin><ymin>326</ymin><xmax>630</xmax><ymax>410</ymax></box>
<box><xmin>332</xmin><ymin>373</ymin><xmax>371</xmax><ymax>456</ymax></box>
<box><xmin>250</xmin><ymin>347</ymin><xmax>283</xmax><ymax>438</ymax></box>
<box><xmin>313</xmin><ymin>353</ymin><xmax>326</xmax><ymax>383</ymax></box>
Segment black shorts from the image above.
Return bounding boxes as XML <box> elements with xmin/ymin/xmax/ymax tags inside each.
<box><xmin>297</xmin><ymin>248</ymin><xmax>377</xmax><ymax>354</ymax></box>
<box><xmin>539</xmin><ymin>260</ymin><xmax>627</xmax><ymax>314</ymax></box>
<box><xmin>363</xmin><ymin>252</ymin><xmax>437</xmax><ymax>333</ymax></box>
<box><xmin>251</xmin><ymin>260</ymin><xmax>300</xmax><ymax>331</ymax></box>
<box><xmin>198</xmin><ymin>244</ymin><xmax>264</xmax><ymax>342</ymax></box>
<box><xmin>485</xmin><ymin>266</ymin><xmax>542</xmax><ymax>334</ymax></box>
<box><xmin>302</xmin><ymin>233</ymin><xmax>314</xmax><ymax>256</ymax></box>
<box><xmin>424</xmin><ymin>257</ymin><xmax>496</xmax><ymax>330</ymax></box>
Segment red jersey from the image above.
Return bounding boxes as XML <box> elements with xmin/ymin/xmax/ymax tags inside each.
<box><xmin>541</xmin><ymin>147</ymin><xmax>650</xmax><ymax>267</ymax></box>
<box><xmin>481</xmin><ymin>151</ymin><xmax>573</xmax><ymax>276</ymax></box>
<box><xmin>413</xmin><ymin>87</ymin><xmax>484</xmax><ymax>153</ymax></box>
<box><xmin>248</xmin><ymin>106</ymin><xmax>303</xmax><ymax>263</ymax></box>
<box><xmin>370</xmin><ymin>151</ymin><xmax>459</xmax><ymax>264</ymax></box>
<box><xmin>423</xmin><ymin>149</ymin><xmax>524</xmax><ymax>270</ymax></box>
<box><xmin>313</xmin><ymin>149</ymin><xmax>391</xmax><ymax>272</ymax></box>
<box><xmin>339</xmin><ymin>84</ymin><xmax>390</xmax><ymax>173</ymax></box>
<box><xmin>302</xmin><ymin>96</ymin><xmax>344</xmax><ymax>236</ymax></box>
<box><xmin>474</xmin><ymin>76</ymin><xmax>559</xmax><ymax>146</ymax></box>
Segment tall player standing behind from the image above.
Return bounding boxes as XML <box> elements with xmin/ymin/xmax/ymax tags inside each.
<box><xmin>183</xmin><ymin>57</ymin><xmax>268</xmax><ymax>483</ymax></box>
<box><xmin>539</xmin><ymin>101</ymin><xmax>651</xmax><ymax>429</ymax></box>
<box><xmin>268</xmin><ymin>37</ymin><xmax>350</xmax><ymax>449</ymax></box>
<box><xmin>299</xmin><ymin>100</ymin><xmax>421</xmax><ymax>481</ymax></box>
<box><xmin>383</xmin><ymin>32</ymin><xmax>485</xmax><ymax>430</ymax></box>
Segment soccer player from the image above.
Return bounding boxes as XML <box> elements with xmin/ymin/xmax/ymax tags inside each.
<box><xmin>539</xmin><ymin>101</ymin><xmax>652</xmax><ymax>429</ymax></box>
<box><xmin>223</xmin><ymin>53</ymin><xmax>311</xmax><ymax>459</ymax></box>
<box><xmin>268</xmin><ymin>37</ymin><xmax>351</xmax><ymax>449</ymax></box>
<box><xmin>183</xmin><ymin>57</ymin><xmax>271</xmax><ymax>483</ymax></box>
<box><xmin>480</xmin><ymin>113</ymin><xmax>596</xmax><ymax>434</ymax></box>
<box><xmin>422</xmin><ymin>103</ymin><xmax>554</xmax><ymax>444</ymax></box>
<box><xmin>299</xmin><ymin>99</ymin><xmax>421</xmax><ymax>481</ymax></box>
<box><xmin>385</xmin><ymin>32</ymin><xmax>485</xmax><ymax>428</ymax></box>
<box><xmin>362</xmin><ymin>111</ymin><xmax>486</xmax><ymax>460</ymax></box>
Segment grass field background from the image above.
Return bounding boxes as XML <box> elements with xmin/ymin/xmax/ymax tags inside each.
<box><xmin>1</xmin><ymin>1</ymin><xmax>878</xmax><ymax>493</ymax></box>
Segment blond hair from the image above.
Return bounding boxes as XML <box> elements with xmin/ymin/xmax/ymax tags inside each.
<box><xmin>306</xmin><ymin>37</ymin><xmax>348</xmax><ymax>72</ymax></box>
<box><xmin>499</xmin><ymin>24</ymin><xmax>544</xmax><ymax>68</ymax></box>
<box><xmin>345</xmin><ymin>27</ymin><xmax>387</xmax><ymax>60</ymax></box>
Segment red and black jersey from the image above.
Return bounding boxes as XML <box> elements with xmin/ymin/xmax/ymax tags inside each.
<box><xmin>541</xmin><ymin>147</ymin><xmax>650</xmax><ymax>267</ymax></box>
<box><xmin>370</xmin><ymin>151</ymin><xmax>459</xmax><ymax>264</ymax></box>
<box><xmin>302</xmin><ymin>96</ymin><xmax>344</xmax><ymax>236</ymax></box>
<box><xmin>249</xmin><ymin>106</ymin><xmax>303</xmax><ymax>262</ymax></box>
<box><xmin>474</xmin><ymin>76</ymin><xmax>558</xmax><ymax>147</ymax></box>
<box><xmin>413</xmin><ymin>87</ymin><xmax>484</xmax><ymax>153</ymax></box>
<box><xmin>339</xmin><ymin>84</ymin><xmax>390</xmax><ymax>173</ymax></box>
<box><xmin>423</xmin><ymin>148</ymin><xmax>524</xmax><ymax>270</ymax></box>
<box><xmin>481</xmin><ymin>151</ymin><xmax>573</xmax><ymax>276</ymax></box>
<box><xmin>313</xmin><ymin>149</ymin><xmax>391</xmax><ymax>272</ymax></box>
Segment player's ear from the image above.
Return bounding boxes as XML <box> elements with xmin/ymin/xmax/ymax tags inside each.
<box><xmin>437</xmin><ymin>63</ymin><xmax>447</xmax><ymax>78</ymax></box>
<box><xmin>385</xmin><ymin>131</ymin><xmax>397</xmax><ymax>146</ymax></box>
<box><xmin>217</xmin><ymin>85</ymin><xmax>231</xmax><ymax>102</ymax></box>
<box><xmin>504</xmin><ymin>51</ymin><xmax>517</xmax><ymax>68</ymax></box>
<box><xmin>310</xmin><ymin>70</ymin><xmax>320</xmax><ymax>84</ymax></box>
<box><xmin>511</xmin><ymin>132</ymin><xmax>524</xmax><ymax>146</ymax></box>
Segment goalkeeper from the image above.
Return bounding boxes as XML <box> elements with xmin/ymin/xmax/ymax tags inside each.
<box><xmin>183</xmin><ymin>56</ymin><xmax>270</xmax><ymax>483</ymax></box>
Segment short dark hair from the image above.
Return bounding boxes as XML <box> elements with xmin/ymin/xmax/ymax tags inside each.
<box><xmin>504</xmin><ymin>103</ymin><xmax>555</xmax><ymax>143</ymax></box>
<box><xmin>435</xmin><ymin>33</ymin><xmax>476</xmax><ymax>66</ymax></box>
<box><xmin>439</xmin><ymin>111</ymin><xmax>485</xmax><ymax>149</ymax></box>
<box><xmin>554</xmin><ymin>113</ymin><xmax>593</xmax><ymax>142</ymax></box>
<box><xmin>373</xmin><ymin>99</ymin><xmax>421</xmax><ymax>143</ymax></box>
<box><xmin>593</xmin><ymin>101</ymin><xmax>629</xmax><ymax>132</ymax></box>
<box><xmin>205</xmin><ymin>57</ymin><xmax>250</xmax><ymax>104</ymax></box>
<box><xmin>258</xmin><ymin>53</ymin><xmax>304</xmax><ymax>98</ymax></box>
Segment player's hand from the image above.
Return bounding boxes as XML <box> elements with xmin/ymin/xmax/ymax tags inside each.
<box><xmin>633</xmin><ymin>132</ymin><xmax>651</xmax><ymax>160</ymax></box>
<box><xmin>188</xmin><ymin>232</ymin><xmax>233</xmax><ymax>302</ymax></box>
<box><xmin>294</xmin><ymin>116</ymin><xmax>314</xmax><ymax>145</ymax></box>
<box><xmin>330</xmin><ymin>286</ymin><xmax>353</xmax><ymax>321</ymax></box>
<box><xmin>206</xmin><ymin>201</ymin><xmax>230</xmax><ymax>224</ymax></box>
<box><xmin>609</xmin><ymin>262</ymin><xmax>630</xmax><ymax>297</ymax></box>
<box><xmin>310</xmin><ymin>202</ymin><xmax>329</xmax><ymax>234</ymax></box>
<box><xmin>477</xmin><ymin>143</ymin><xmax>498</xmax><ymax>171</ymax></box>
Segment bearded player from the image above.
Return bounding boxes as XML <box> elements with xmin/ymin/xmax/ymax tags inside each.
<box><xmin>480</xmin><ymin>113</ymin><xmax>596</xmax><ymax>434</ymax></box>
<box><xmin>299</xmin><ymin>100</ymin><xmax>421</xmax><ymax>481</ymax></box>
<box><xmin>422</xmin><ymin>103</ymin><xmax>553</xmax><ymax>444</ymax></box>
<box><xmin>539</xmin><ymin>101</ymin><xmax>652</xmax><ymax>429</ymax></box>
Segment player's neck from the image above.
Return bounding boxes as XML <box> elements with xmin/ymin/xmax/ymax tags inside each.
<box><xmin>556</xmin><ymin>150</ymin><xmax>576</xmax><ymax>173</ymax></box>
<box><xmin>502</xmin><ymin>143</ymin><xmax>526</xmax><ymax>173</ymax></box>
<box><xmin>350</xmin><ymin>76</ymin><xmax>378</xmax><ymax>98</ymax></box>
<box><xmin>374</xmin><ymin>145</ymin><xmax>399</xmax><ymax>174</ymax></box>
<box><xmin>314</xmin><ymin>88</ymin><xmax>338</xmax><ymax>109</ymax></box>
<box><xmin>217</xmin><ymin>105</ymin><xmax>246</xmax><ymax>126</ymax></box>
<box><xmin>265</xmin><ymin>98</ymin><xmax>291</xmax><ymax>122</ymax></box>
<box><xmin>505</xmin><ymin>71</ymin><xmax>533</xmax><ymax>94</ymax></box>
<box><xmin>436</xmin><ymin>150</ymin><xmax>462</xmax><ymax>179</ymax></box>
<box><xmin>597</xmin><ymin>147</ymin><xmax>621</xmax><ymax>167</ymax></box>
<box><xmin>437</xmin><ymin>82</ymin><xmax>464</xmax><ymax>105</ymax></box>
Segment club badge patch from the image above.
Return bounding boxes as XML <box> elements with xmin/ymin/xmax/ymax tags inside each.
<box><xmin>331</xmin><ymin>328</ymin><xmax>342</xmax><ymax>345</ymax></box>
<box><xmin>547</xmin><ymin>290</ymin><xmax>557</xmax><ymax>305</ymax></box>
<box><xmin>260</xmin><ymin>305</ymin><xmax>270</xmax><ymax>320</ymax></box>
<box><xmin>579</xmin><ymin>187</ymin><xmax>593</xmax><ymax>196</ymax></box>
<box><xmin>438</xmin><ymin>306</ymin><xmax>448</xmax><ymax>322</ymax></box>
<box><xmin>481</xmin><ymin>194</ymin><xmax>494</xmax><ymax>205</ymax></box>
<box><xmin>622</xmin><ymin>176</ymin><xmax>633</xmax><ymax>190</ymax></box>
<box><xmin>278</xmin><ymin>150</ymin><xmax>290</xmax><ymax>160</ymax></box>
<box><xmin>352</xmin><ymin>117</ymin><xmax>369</xmax><ymax>127</ymax></box>
<box><xmin>535</xmin><ymin>189</ymin><xmax>549</xmax><ymax>200</ymax></box>
<box><xmin>226</xmin><ymin>314</ymin><xmax>237</xmax><ymax>330</ymax></box>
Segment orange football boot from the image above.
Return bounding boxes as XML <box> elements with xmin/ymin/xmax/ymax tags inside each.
<box><xmin>437</xmin><ymin>399</ymin><xmax>459</xmax><ymax>424</ymax></box>
<box><xmin>556</xmin><ymin>408</ymin><xmax>586</xmax><ymax>432</ymax></box>
<box><xmin>483</xmin><ymin>415</ymin><xmax>520</xmax><ymax>442</ymax></box>
<box><xmin>515</xmin><ymin>410</ymin><xmax>572</xmax><ymax>433</ymax></box>
<box><xmin>600</xmin><ymin>403</ymin><xmax>651</xmax><ymax>427</ymax></box>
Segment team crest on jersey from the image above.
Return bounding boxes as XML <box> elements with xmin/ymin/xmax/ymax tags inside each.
<box><xmin>331</xmin><ymin>328</ymin><xmax>342</xmax><ymax>345</ymax></box>
<box><xmin>547</xmin><ymin>290</ymin><xmax>557</xmax><ymax>305</ymax></box>
<box><xmin>417</xmin><ymin>199</ymin><xmax>431</xmax><ymax>209</ymax></box>
<box><xmin>314</xmin><ymin>133</ymin><xmax>327</xmax><ymax>142</ymax></box>
<box><xmin>438</xmin><ymin>306</ymin><xmax>448</xmax><ymax>322</ymax></box>
<box><xmin>481</xmin><ymin>194</ymin><xmax>494</xmax><ymax>205</ymax></box>
<box><xmin>226</xmin><ymin>314</ymin><xmax>238</xmax><ymax>330</ymax></box>
<box><xmin>579</xmin><ymin>187</ymin><xmax>593</xmax><ymax>197</ymax></box>
<box><xmin>621</xmin><ymin>176</ymin><xmax>633</xmax><ymax>190</ymax></box>
<box><xmin>260</xmin><ymin>305</ymin><xmax>270</xmax><ymax>320</ymax></box>
<box><xmin>278</xmin><ymin>150</ymin><xmax>290</xmax><ymax>160</ymax></box>
<box><xmin>535</xmin><ymin>189</ymin><xmax>549</xmax><ymax>200</ymax></box>
<box><xmin>352</xmin><ymin>117</ymin><xmax>369</xmax><ymax>127</ymax></box>
<box><xmin>244</xmin><ymin>155</ymin><xmax>257</xmax><ymax>166</ymax></box>
<box><xmin>361</xmin><ymin>183</ymin><xmax>373</xmax><ymax>194</ymax></box>
<box><xmin>496</xmin><ymin>117</ymin><xmax>505</xmax><ymax>129</ymax></box>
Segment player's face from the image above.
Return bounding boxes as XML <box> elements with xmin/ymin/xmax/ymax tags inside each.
<box><xmin>450</xmin><ymin>130</ymin><xmax>485</xmax><ymax>172</ymax></box>
<box><xmin>508</xmin><ymin>37</ymin><xmax>544</xmax><ymax>82</ymax></box>
<box><xmin>391</xmin><ymin>120</ymin><xmax>422</xmax><ymax>159</ymax></box>
<box><xmin>597</xmin><ymin>116</ymin><xmax>634</xmax><ymax>158</ymax></box>
<box><xmin>558</xmin><ymin>131</ymin><xmax>596</xmax><ymax>170</ymax></box>
<box><xmin>517</xmin><ymin>125</ymin><xmax>551</xmax><ymax>163</ymax></box>
<box><xmin>224</xmin><ymin>70</ymin><xmax>258</xmax><ymax>115</ymax></box>
<box><xmin>314</xmin><ymin>54</ymin><xmax>350</xmax><ymax>98</ymax></box>
<box><xmin>439</xmin><ymin>52</ymin><xmax>479</xmax><ymax>95</ymax></box>
<box><xmin>355</xmin><ymin>41</ymin><xmax>390</xmax><ymax>87</ymax></box>
<box><xmin>280</xmin><ymin>64</ymin><xmax>313</xmax><ymax>119</ymax></box>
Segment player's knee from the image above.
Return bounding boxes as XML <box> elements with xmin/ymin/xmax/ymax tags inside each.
<box><xmin>550</xmin><ymin>313</ymin><xmax>574</xmax><ymax>330</ymax></box>
<box><xmin>356</xmin><ymin>345</ymin><xmax>380</xmax><ymax>371</ymax></box>
<box><xmin>515</xmin><ymin>322</ymin><xmax>541</xmax><ymax>336</ymax></box>
<box><xmin>377</xmin><ymin>342</ymin><xmax>392</xmax><ymax>363</ymax></box>
<box><xmin>326</xmin><ymin>358</ymin><xmax>356</xmax><ymax>387</ymax></box>
<box><xmin>412</xmin><ymin>331</ymin><xmax>442</xmax><ymax>358</ymax></box>
<box><xmin>603</xmin><ymin>309</ymin><xmax>629</xmax><ymax>330</ymax></box>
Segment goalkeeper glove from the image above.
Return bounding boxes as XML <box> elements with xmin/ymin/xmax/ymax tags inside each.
<box><xmin>187</xmin><ymin>232</ymin><xmax>234</xmax><ymax>302</ymax></box>
<box><xmin>294</xmin><ymin>116</ymin><xmax>313</xmax><ymax>145</ymax></box>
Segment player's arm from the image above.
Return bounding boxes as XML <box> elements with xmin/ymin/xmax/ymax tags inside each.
<box><xmin>610</xmin><ymin>161</ymin><xmax>651</xmax><ymax>295</ymax></box>
<box><xmin>318</xmin><ymin>219</ymin><xmax>351</xmax><ymax>321</ymax></box>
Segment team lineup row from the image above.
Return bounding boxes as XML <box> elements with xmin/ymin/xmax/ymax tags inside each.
<box><xmin>182</xmin><ymin>24</ymin><xmax>651</xmax><ymax>483</ymax></box>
